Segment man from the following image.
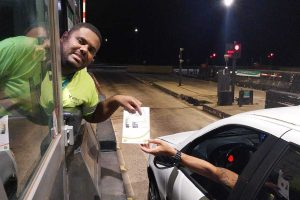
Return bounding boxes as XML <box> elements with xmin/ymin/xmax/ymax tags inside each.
<box><xmin>0</xmin><ymin>25</ymin><xmax>48</xmax><ymax>119</ymax></box>
<box><xmin>141</xmin><ymin>139</ymin><xmax>283</xmax><ymax>199</ymax></box>
<box><xmin>141</xmin><ymin>139</ymin><xmax>238</xmax><ymax>189</ymax></box>
<box><xmin>25</xmin><ymin>23</ymin><xmax>48</xmax><ymax>39</ymax></box>
<box><xmin>40</xmin><ymin>23</ymin><xmax>142</xmax><ymax>122</ymax></box>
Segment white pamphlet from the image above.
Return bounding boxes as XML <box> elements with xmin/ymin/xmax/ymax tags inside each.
<box><xmin>0</xmin><ymin>115</ymin><xmax>9</xmax><ymax>151</ymax></box>
<box><xmin>122</xmin><ymin>107</ymin><xmax>150</xmax><ymax>144</ymax></box>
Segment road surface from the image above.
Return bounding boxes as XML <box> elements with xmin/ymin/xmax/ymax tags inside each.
<box><xmin>94</xmin><ymin>71</ymin><xmax>218</xmax><ymax>199</ymax></box>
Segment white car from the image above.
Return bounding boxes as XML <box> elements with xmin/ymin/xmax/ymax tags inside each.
<box><xmin>147</xmin><ymin>106</ymin><xmax>300</xmax><ymax>200</ymax></box>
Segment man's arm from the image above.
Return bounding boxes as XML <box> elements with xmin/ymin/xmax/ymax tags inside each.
<box><xmin>84</xmin><ymin>95</ymin><xmax>142</xmax><ymax>123</ymax></box>
<box><xmin>181</xmin><ymin>153</ymin><xmax>238</xmax><ymax>189</ymax></box>
<box><xmin>141</xmin><ymin>139</ymin><xmax>238</xmax><ymax>189</ymax></box>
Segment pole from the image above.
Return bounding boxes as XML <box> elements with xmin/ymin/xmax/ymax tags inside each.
<box><xmin>224</xmin><ymin>54</ymin><xmax>229</xmax><ymax>68</ymax></box>
<box><xmin>134</xmin><ymin>28</ymin><xmax>139</xmax><ymax>64</ymax></box>
<box><xmin>231</xmin><ymin>58</ymin><xmax>236</xmax><ymax>102</ymax></box>
<box><xmin>178</xmin><ymin>48</ymin><xmax>184</xmax><ymax>86</ymax></box>
<box><xmin>83</xmin><ymin>0</ymin><xmax>86</xmax><ymax>22</ymax></box>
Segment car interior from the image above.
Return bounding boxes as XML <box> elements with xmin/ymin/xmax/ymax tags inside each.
<box><xmin>182</xmin><ymin>126</ymin><xmax>268</xmax><ymax>200</ymax></box>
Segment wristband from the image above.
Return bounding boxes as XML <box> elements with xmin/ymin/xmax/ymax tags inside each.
<box><xmin>172</xmin><ymin>150</ymin><xmax>181</xmax><ymax>167</ymax></box>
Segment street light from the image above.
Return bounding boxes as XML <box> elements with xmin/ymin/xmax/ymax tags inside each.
<box><xmin>134</xmin><ymin>27</ymin><xmax>139</xmax><ymax>63</ymax></box>
<box><xmin>223</xmin><ymin>0</ymin><xmax>234</xmax><ymax>7</ymax></box>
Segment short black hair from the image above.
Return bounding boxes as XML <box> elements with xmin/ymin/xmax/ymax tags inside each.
<box><xmin>69</xmin><ymin>22</ymin><xmax>102</xmax><ymax>44</ymax></box>
<box><xmin>24</xmin><ymin>22</ymin><xmax>47</xmax><ymax>35</ymax></box>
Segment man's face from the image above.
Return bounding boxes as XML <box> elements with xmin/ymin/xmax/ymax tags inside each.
<box><xmin>61</xmin><ymin>27</ymin><xmax>101</xmax><ymax>74</ymax></box>
<box><xmin>26</xmin><ymin>26</ymin><xmax>50</xmax><ymax>49</ymax></box>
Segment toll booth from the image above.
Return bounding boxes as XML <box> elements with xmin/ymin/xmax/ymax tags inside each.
<box><xmin>217</xmin><ymin>69</ymin><xmax>233</xmax><ymax>106</ymax></box>
<box><xmin>58</xmin><ymin>0</ymin><xmax>81</xmax><ymax>35</ymax></box>
<box><xmin>238</xmin><ymin>90</ymin><xmax>253</xmax><ymax>107</ymax></box>
<box><xmin>0</xmin><ymin>0</ymin><xmax>124</xmax><ymax>198</ymax></box>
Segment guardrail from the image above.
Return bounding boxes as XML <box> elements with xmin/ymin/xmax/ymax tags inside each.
<box><xmin>265</xmin><ymin>90</ymin><xmax>300</xmax><ymax>108</ymax></box>
<box><xmin>174</xmin><ymin>67</ymin><xmax>300</xmax><ymax>93</ymax></box>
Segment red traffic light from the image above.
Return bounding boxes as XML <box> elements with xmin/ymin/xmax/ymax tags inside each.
<box><xmin>233</xmin><ymin>42</ymin><xmax>241</xmax><ymax>58</ymax></box>
<box><xmin>227</xmin><ymin>50</ymin><xmax>234</xmax><ymax>55</ymax></box>
<box><xmin>210</xmin><ymin>53</ymin><xmax>217</xmax><ymax>59</ymax></box>
<box><xmin>234</xmin><ymin>44</ymin><xmax>240</xmax><ymax>51</ymax></box>
<box><xmin>225</xmin><ymin>42</ymin><xmax>242</xmax><ymax>59</ymax></box>
<box><xmin>267</xmin><ymin>52</ymin><xmax>275</xmax><ymax>59</ymax></box>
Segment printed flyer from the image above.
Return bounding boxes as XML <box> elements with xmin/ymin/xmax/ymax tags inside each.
<box><xmin>122</xmin><ymin>107</ymin><xmax>150</xmax><ymax>144</ymax></box>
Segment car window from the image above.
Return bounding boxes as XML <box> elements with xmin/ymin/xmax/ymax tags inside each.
<box><xmin>255</xmin><ymin>144</ymin><xmax>300</xmax><ymax>200</ymax></box>
<box><xmin>0</xmin><ymin>1</ymin><xmax>56</xmax><ymax>198</ymax></box>
<box><xmin>182</xmin><ymin>125</ymin><xmax>268</xmax><ymax>200</ymax></box>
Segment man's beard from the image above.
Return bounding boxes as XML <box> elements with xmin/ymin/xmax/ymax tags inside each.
<box><xmin>61</xmin><ymin>55</ymin><xmax>79</xmax><ymax>75</ymax></box>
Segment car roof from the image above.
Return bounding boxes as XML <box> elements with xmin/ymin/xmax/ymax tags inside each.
<box><xmin>240</xmin><ymin>106</ymin><xmax>300</xmax><ymax>127</ymax></box>
<box><xmin>161</xmin><ymin>106</ymin><xmax>300</xmax><ymax>148</ymax></box>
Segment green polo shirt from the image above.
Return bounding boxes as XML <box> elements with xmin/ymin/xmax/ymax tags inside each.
<box><xmin>0</xmin><ymin>36</ymin><xmax>45</xmax><ymax>115</ymax></box>
<box><xmin>40</xmin><ymin>69</ymin><xmax>99</xmax><ymax>116</ymax></box>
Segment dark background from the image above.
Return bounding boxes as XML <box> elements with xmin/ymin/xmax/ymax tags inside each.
<box><xmin>87</xmin><ymin>0</ymin><xmax>300</xmax><ymax>67</ymax></box>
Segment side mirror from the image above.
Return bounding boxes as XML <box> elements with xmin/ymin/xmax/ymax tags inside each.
<box><xmin>153</xmin><ymin>155</ymin><xmax>177</xmax><ymax>169</ymax></box>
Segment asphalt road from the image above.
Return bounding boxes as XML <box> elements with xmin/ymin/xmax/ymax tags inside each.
<box><xmin>94</xmin><ymin>71</ymin><xmax>218</xmax><ymax>200</ymax></box>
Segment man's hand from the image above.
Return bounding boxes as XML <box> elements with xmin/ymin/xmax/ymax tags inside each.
<box><xmin>140</xmin><ymin>139</ymin><xmax>176</xmax><ymax>156</ymax></box>
<box><xmin>113</xmin><ymin>95</ymin><xmax>142</xmax><ymax>115</ymax></box>
<box><xmin>84</xmin><ymin>94</ymin><xmax>142</xmax><ymax>123</ymax></box>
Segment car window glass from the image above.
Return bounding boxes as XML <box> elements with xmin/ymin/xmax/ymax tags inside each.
<box><xmin>255</xmin><ymin>144</ymin><xmax>300</xmax><ymax>200</ymax></box>
<box><xmin>183</xmin><ymin>126</ymin><xmax>268</xmax><ymax>200</ymax></box>
<box><xmin>0</xmin><ymin>0</ymin><xmax>54</xmax><ymax>198</ymax></box>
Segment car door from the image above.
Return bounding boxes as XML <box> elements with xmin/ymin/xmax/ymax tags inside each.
<box><xmin>167</xmin><ymin>124</ymin><xmax>285</xmax><ymax>200</ymax></box>
<box><xmin>166</xmin><ymin>167</ymin><xmax>206</xmax><ymax>200</ymax></box>
<box><xmin>236</xmin><ymin>129</ymin><xmax>300</xmax><ymax>200</ymax></box>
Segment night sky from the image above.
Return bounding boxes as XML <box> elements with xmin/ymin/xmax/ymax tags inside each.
<box><xmin>87</xmin><ymin>0</ymin><xmax>300</xmax><ymax>67</ymax></box>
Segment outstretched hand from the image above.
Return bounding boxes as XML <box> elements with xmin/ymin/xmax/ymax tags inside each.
<box><xmin>114</xmin><ymin>95</ymin><xmax>142</xmax><ymax>115</ymax></box>
<box><xmin>140</xmin><ymin>139</ymin><xmax>176</xmax><ymax>157</ymax></box>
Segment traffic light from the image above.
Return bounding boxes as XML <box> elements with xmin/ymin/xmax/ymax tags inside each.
<box><xmin>267</xmin><ymin>52</ymin><xmax>274</xmax><ymax>59</ymax></box>
<box><xmin>210</xmin><ymin>53</ymin><xmax>217</xmax><ymax>59</ymax></box>
<box><xmin>233</xmin><ymin>42</ymin><xmax>241</xmax><ymax>59</ymax></box>
<box><xmin>225</xmin><ymin>42</ymin><xmax>242</xmax><ymax>59</ymax></box>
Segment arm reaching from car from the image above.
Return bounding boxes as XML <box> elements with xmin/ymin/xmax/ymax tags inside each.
<box><xmin>84</xmin><ymin>95</ymin><xmax>142</xmax><ymax>123</ymax></box>
<box><xmin>141</xmin><ymin>139</ymin><xmax>238</xmax><ymax>189</ymax></box>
